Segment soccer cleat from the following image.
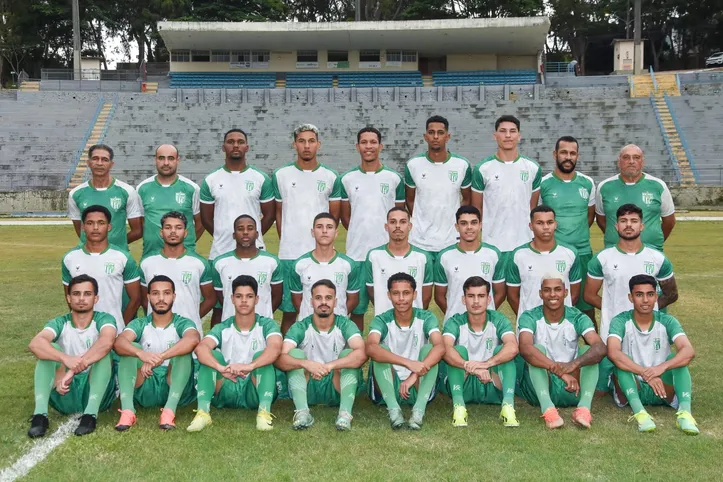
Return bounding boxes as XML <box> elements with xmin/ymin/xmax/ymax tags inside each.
<box><xmin>28</xmin><ymin>414</ymin><xmax>49</xmax><ymax>438</ymax></box>
<box><xmin>115</xmin><ymin>409</ymin><xmax>137</xmax><ymax>432</ymax></box>
<box><xmin>256</xmin><ymin>408</ymin><xmax>275</xmax><ymax>431</ymax></box>
<box><xmin>159</xmin><ymin>408</ymin><xmax>176</xmax><ymax>430</ymax></box>
<box><xmin>572</xmin><ymin>407</ymin><xmax>593</xmax><ymax>429</ymax></box>
<box><xmin>675</xmin><ymin>410</ymin><xmax>700</xmax><ymax>435</ymax></box>
<box><xmin>541</xmin><ymin>407</ymin><xmax>564</xmax><ymax>429</ymax></box>
<box><xmin>335</xmin><ymin>410</ymin><xmax>353</xmax><ymax>431</ymax></box>
<box><xmin>452</xmin><ymin>405</ymin><xmax>468</xmax><ymax>427</ymax></box>
<box><xmin>407</xmin><ymin>409</ymin><xmax>425</xmax><ymax>430</ymax></box>
<box><xmin>186</xmin><ymin>410</ymin><xmax>212</xmax><ymax>432</ymax></box>
<box><xmin>387</xmin><ymin>407</ymin><xmax>405</xmax><ymax>430</ymax></box>
<box><xmin>628</xmin><ymin>410</ymin><xmax>656</xmax><ymax>433</ymax></box>
<box><xmin>75</xmin><ymin>414</ymin><xmax>96</xmax><ymax>436</ymax></box>
<box><xmin>292</xmin><ymin>409</ymin><xmax>314</xmax><ymax>430</ymax></box>
<box><xmin>500</xmin><ymin>403</ymin><xmax>520</xmax><ymax>428</ymax></box>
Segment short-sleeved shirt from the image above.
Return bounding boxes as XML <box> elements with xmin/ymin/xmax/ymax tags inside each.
<box><xmin>43</xmin><ymin>311</ymin><xmax>117</xmax><ymax>360</ymax></box>
<box><xmin>272</xmin><ymin>163</ymin><xmax>341</xmax><ymax>260</ymax></box>
<box><xmin>211</xmin><ymin>250</ymin><xmax>283</xmax><ymax>320</ymax></box>
<box><xmin>595</xmin><ymin>173</ymin><xmax>675</xmax><ymax>251</ymax></box>
<box><xmin>507</xmin><ymin>242</ymin><xmax>581</xmax><ymax>321</ymax></box>
<box><xmin>369</xmin><ymin>308</ymin><xmax>440</xmax><ymax>381</ymax></box>
<box><xmin>405</xmin><ymin>152</ymin><xmax>472</xmax><ymax>252</ymax></box>
<box><xmin>139</xmin><ymin>250</ymin><xmax>212</xmax><ymax>334</ymax></box>
<box><xmin>587</xmin><ymin>245</ymin><xmax>674</xmax><ymax>342</ymax></box>
<box><xmin>435</xmin><ymin>243</ymin><xmax>505</xmax><ymax>321</ymax></box>
<box><xmin>517</xmin><ymin>305</ymin><xmax>596</xmax><ymax>363</ymax></box>
<box><xmin>608</xmin><ymin>310</ymin><xmax>686</xmax><ymax>368</ymax></box>
<box><xmin>365</xmin><ymin>245</ymin><xmax>434</xmax><ymax>315</ymax></box>
<box><xmin>443</xmin><ymin>310</ymin><xmax>514</xmax><ymax>362</ymax></box>
<box><xmin>124</xmin><ymin>313</ymin><xmax>197</xmax><ymax>367</ymax></box>
<box><xmin>136</xmin><ymin>174</ymin><xmax>201</xmax><ymax>257</ymax></box>
<box><xmin>340</xmin><ymin>166</ymin><xmax>404</xmax><ymax>261</ymax></box>
<box><xmin>68</xmin><ymin>179</ymin><xmax>142</xmax><ymax>250</ymax></box>
<box><xmin>472</xmin><ymin>155</ymin><xmax>542</xmax><ymax>252</ymax></box>
<box><xmin>205</xmin><ymin>314</ymin><xmax>282</xmax><ymax>364</ymax></box>
<box><xmin>200</xmin><ymin>165</ymin><xmax>274</xmax><ymax>260</ymax></box>
<box><xmin>62</xmin><ymin>245</ymin><xmax>140</xmax><ymax>331</ymax></box>
<box><xmin>284</xmin><ymin>315</ymin><xmax>361</xmax><ymax>364</ymax></box>
<box><xmin>288</xmin><ymin>251</ymin><xmax>360</xmax><ymax>320</ymax></box>
<box><xmin>539</xmin><ymin>172</ymin><xmax>596</xmax><ymax>255</ymax></box>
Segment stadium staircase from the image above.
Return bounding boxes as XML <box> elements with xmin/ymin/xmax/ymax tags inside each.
<box><xmin>19</xmin><ymin>80</ymin><xmax>40</xmax><ymax>92</ymax></box>
<box><xmin>143</xmin><ymin>82</ymin><xmax>158</xmax><ymax>94</ymax></box>
<box><xmin>66</xmin><ymin>98</ymin><xmax>118</xmax><ymax>190</ymax></box>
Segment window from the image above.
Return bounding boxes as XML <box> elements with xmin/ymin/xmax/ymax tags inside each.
<box><xmin>253</xmin><ymin>51</ymin><xmax>270</xmax><ymax>64</ymax></box>
<box><xmin>360</xmin><ymin>50</ymin><xmax>380</xmax><ymax>62</ymax></box>
<box><xmin>171</xmin><ymin>50</ymin><xmax>190</xmax><ymax>62</ymax></box>
<box><xmin>211</xmin><ymin>50</ymin><xmax>230</xmax><ymax>62</ymax></box>
<box><xmin>402</xmin><ymin>51</ymin><xmax>417</xmax><ymax>63</ymax></box>
<box><xmin>297</xmin><ymin>50</ymin><xmax>318</xmax><ymax>62</ymax></box>
<box><xmin>191</xmin><ymin>50</ymin><xmax>210</xmax><ymax>62</ymax></box>
<box><xmin>328</xmin><ymin>51</ymin><xmax>348</xmax><ymax>62</ymax></box>
<box><xmin>386</xmin><ymin>50</ymin><xmax>401</xmax><ymax>63</ymax></box>
<box><xmin>231</xmin><ymin>51</ymin><xmax>251</xmax><ymax>63</ymax></box>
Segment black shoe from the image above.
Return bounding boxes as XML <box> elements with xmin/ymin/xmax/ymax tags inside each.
<box><xmin>75</xmin><ymin>414</ymin><xmax>96</xmax><ymax>436</ymax></box>
<box><xmin>28</xmin><ymin>414</ymin><xmax>49</xmax><ymax>438</ymax></box>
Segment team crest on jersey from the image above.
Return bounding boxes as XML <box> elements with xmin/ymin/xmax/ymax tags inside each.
<box><xmin>520</xmin><ymin>170</ymin><xmax>529</xmax><ymax>182</ymax></box>
<box><xmin>555</xmin><ymin>260</ymin><xmax>566</xmax><ymax>273</ymax></box>
<box><xmin>448</xmin><ymin>171</ymin><xmax>459</xmax><ymax>183</ymax></box>
<box><xmin>481</xmin><ymin>262</ymin><xmax>491</xmax><ymax>275</ymax></box>
<box><xmin>334</xmin><ymin>272</ymin><xmax>344</xmax><ymax>285</ymax></box>
<box><xmin>317</xmin><ymin>180</ymin><xmax>327</xmax><ymax>192</ymax></box>
<box><xmin>412</xmin><ymin>333</ymin><xmax>419</xmax><ymax>348</ymax></box>
<box><xmin>644</xmin><ymin>261</ymin><xmax>655</xmax><ymax>275</ymax></box>
<box><xmin>408</xmin><ymin>266</ymin><xmax>418</xmax><ymax>277</ymax></box>
<box><xmin>579</xmin><ymin>187</ymin><xmax>589</xmax><ymax>199</ymax></box>
<box><xmin>104</xmin><ymin>262</ymin><xmax>115</xmax><ymax>274</ymax></box>
<box><xmin>252</xmin><ymin>339</ymin><xmax>259</xmax><ymax>351</ymax></box>
<box><xmin>642</xmin><ymin>192</ymin><xmax>654</xmax><ymax>205</ymax></box>
<box><xmin>380</xmin><ymin>183</ymin><xmax>390</xmax><ymax>195</ymax></box>
<box><xmin>85</xmin><ymin>338</ymin><xmax>92</xmax><ymax>349</ymax></box>
<box><xmin>257</xmin><ymin>272</ymin><xmax>268</xmax><ymax>285</ymax></box>
<box><xmin>175</xmin><ymin>192</ymin><xmax>186</xmax><ymax>205</ymax></box>
<box><xmin>181</xmin><ymin>271</ymin><xmax>192</xmax><ymax>285</ymax></box>
<box><xmin>486</xmin><ymin>339</ymin><xmax>493</xmax><ymax>350</ymax></box>
<box><xmin>653</xmin><ymin>338</ymin><xmax>661</xmax><ymax>350</ymax></box>
<box><xmin>109</xmin><ymin>197</ymin><xmax>122</xmax><ymax>210</ymax></box>
<box><xmin>245</xmin><ymin>180</ymin><xmax>255</xmax><ymax>192</ymax></box>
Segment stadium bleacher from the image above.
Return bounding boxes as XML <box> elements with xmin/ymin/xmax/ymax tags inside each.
<box><xmin>336</xmin><ymin>71</ymin><xmax>423</xmax><ymax>87</ymax></box>
<box><xmin>433</xmin><ymin>70</ymin><xmax>537</xmax><ymax>86</ymax></box>
<box><xmin>285</xmin><ymin>73</ymin><xmax>335</xmax><ymax>88</ymax></box>
<box><xmin>169</xmin><ymin>72</ymin><xmax>276</xmax><ymax>89</ymax></box>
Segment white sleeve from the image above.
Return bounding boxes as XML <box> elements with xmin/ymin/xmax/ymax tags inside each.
<box><xmin>68</xmin><ymin>192</ymin><xmax>81</xmax><ymax>220</ymax></box>
<box><xmin>660</xmin><ymin>183</ymin><xmax>675</xmax><ymax>217</ymax></box>
<box><xmin>126</xmin><ymin>187</ymin><xmax>143</xmax><ymax>219</ymax></box>
<box><xmin>588</xmin><ymin>180</ymin><xmax>596</xmax><ymax>207</ymax></box>
<box><xmin>594</xmin><ymin>185</ymin><xmax>604</xmax><ymax>216</ymax></box>
<box><xmin>192</xmin><ymin>184</ymin><xmax>201</xmax><ymax>215</ymax></box>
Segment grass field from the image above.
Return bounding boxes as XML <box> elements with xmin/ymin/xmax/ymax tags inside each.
<box><xmin>1</xmin><ymin>222</ymin><xmax>722</xmax><ymax>481</ymax></box>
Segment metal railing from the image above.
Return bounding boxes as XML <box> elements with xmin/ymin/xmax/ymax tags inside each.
<box><xmin>649</xmin><ymin>94</ymin><xmax>682</xmax><ymax>184</ymax></box>
<box><xmin>545</xmin><ymin>61</ymin><xmax>574</xmax><ymax>73</ymax></box>
<box><xmin>649</xmin><ymin>66</ymin><xmax>658</xmax><ymax>93</ymax></box>
<box><xmin>664</xmin><ymin>93</ymin><xmax>700</xmax><ymax>183</ymax></box>
<box><xmin>63</xmin><ymin>99</ymin><xmax>105</xmax><ymax>188</ymax></box>
<box><xmin>41</xmin><ymin>69</ymin><xmax>142</xmax><ymax>81</ymax></box>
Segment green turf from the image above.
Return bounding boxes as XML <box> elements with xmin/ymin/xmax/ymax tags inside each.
<box><xmin>1</xmin><ymin>223</ymin><xmax>721</xmax><ymax>481</ymax></box>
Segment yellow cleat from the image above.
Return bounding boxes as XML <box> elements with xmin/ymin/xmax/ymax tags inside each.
<box><xmin>186</xmin><ymin>410</ymin><xmax>212</xmax><ymax>432</ymax></box>
<box><xmin>256</xmin><ymin>408</ymin><xmax>275</xmax><ymax>431</ymax></box>
<box><xmin>675</xmin><ymin>410</ymin><xmax>699</xmax><ymax>435</ymax></box>
<box><xmin>500</xmin><ymin>403</ymin><xmax>520</xmax><ymax>427</ymax></box>
<box><xmin>452</xmin><ymin>404</ymin><xmax>468</xmax><ymax>427</ymax></box>
<box><xmin>628</xmin><ymin>410</ymin><xmax>656</xmax><ymax>433</ymax></box>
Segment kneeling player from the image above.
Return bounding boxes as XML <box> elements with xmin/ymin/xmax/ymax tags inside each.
<box><xmin>276</xmin><ymin>280</ymin><xmax>367</xmax><ymax>431</ymax></box>
<box><xmin>518</xmin><ymin>274</ymin><xmax>606</xmax><ymax>429</ymax></box>
<box><xmin>114</xmin><ymin>275</ymin><xmax>200</xmax><ymax>431</ymax></box>
<box><xmin>188</xmin><ymin>275</ymin><xmax>282</xmax><ymax>432</ymax></box>
<box><xmin>28</xmin><ymin>275</ymin><xmax>117</xmax><ymax>437</ymax></box>
<box><xmin>441</xmin><ymin>276</ymin><xmax>519</xmax><ymax>428</ymax></box>
<box><xmin>607</xmin><ymin>274</ymin><xmax>698</xmax><ymax>434</ymax></box>
<box><xmin>366</xmin><ymin>273</ymin><xmax>445</xmax><ymax>430</ymax></box>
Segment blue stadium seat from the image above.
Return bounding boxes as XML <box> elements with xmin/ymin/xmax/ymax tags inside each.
<box><xmin>285</xmin><ymin>73</ymin><xmax>334</xmax><ymax>88</ymax></box>
<box><xmin>337</xmin><ymin>71</ymin><xmax>422</xmax><ymax>88</ymax></box>
<box><xmin>169</xmin><ymin>72</ymin><xmax>276</xmax><ymax>89</ymax></box>
<box><xmin>432</xmin><ymin>70</ymin><xmax>537</xmax><ymax>86</ymax></box>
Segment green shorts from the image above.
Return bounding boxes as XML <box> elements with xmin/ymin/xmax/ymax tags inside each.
<box><xmin>437</xmin><ymin>361</ymin><xmax>503</xmax><ymax>405</ymax></box>
<box><xmin>613</xmin><ymin>377</ymin><xmax>679</xmax><ymax>409</ymax></box>
<box><xmin>597</xmin><ymin>356</ymin><xmax>614</xmax><ymax>393</ymax></box>
<box><xmin>280</xmin><ymin>259</ymin><xmax>296</xmax><ymax>313</ymax></box>
<box><xmin>133</xmin><ymin>365</ymin><xmax>196</xmax><ymax>409</ymax></box>
<box><xmin>517</xmin><ymin>365</ymin><xmax>580</xmax><ymax>408</ymax></box>
<box><xmin>49</xmin><ymin>369</ymin><xmax>117</xmax><ymax>415</ymax></box>
<box><xmin>368</xmin><ymin>364</ymin><xmax>437</xmax><ymax>407</ymax></box>
<box><xmin>211</xmin><ymin>376</ymin><xmax>267</xmax><ymax>410</ymax></box>
<box><xmin>575</xmin><ymin>253</ymin><xmax>594</xmax><ymax>312</ymax></box>
<box><xmin>304</xmin><ymin>368</ymin><xmax>365</xmax><ymax>407</ymax></box>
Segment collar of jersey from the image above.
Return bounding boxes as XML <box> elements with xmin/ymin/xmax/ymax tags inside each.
<box><xmin>234</xmin><ymin>250</ymin><xmax>260</xmax><ymax>261</ymax></box>
<box><xmin>493</xmin><ymin>153</ymin><xmax>521</xmax><ymax>163</ymax></box>
<box><xmin>233</xmin><ymin>314</ymin><xmax>259</xmax><ymax>333</ymax></box>
<box><xmin>465</xmin><ymin>312</ymin><xmax>490</xmax><ymax>333</ymax></box>
<box><xmin>357</xmin><ymin>165</ymin><xmax>385</xmax><ymax>174</ymax></box>
<box><xmin>68</xmin><ymin>312</ymin><xmax>96</xmax><ymax>330</ymax></box>
<box><xmin>311</xmin><ymin>317</ymin><xmax>336</xmax><ymax>334</ymax></box>
<box><xmin>528</xmin><ymin>241</ymin><xmax>557</xmax><ymax>254</ymax></box>
<box><xmin>154</xmin><ymin>175</ymin><xmax>179</xmax><ymax>187</ymax></box>
<box><xmin>311</xmin><ymin>250</ymin><xmax>338</xmax><ymax>264</ymax></box>
<box><xmin>89</xmin><ymin>177</ymin><xmax>116</xmax><ymax>190</ymax></box>
<box><xmin>631</xmin><ymin>311</ymin><xmax>658</xmax><ymax>333</ymax></box>
<box><xmin>542</xmin><ymin>309</ymin><xmax>568</xmax><ymax>325</ymax></box>
<box><xmin>81</xmin><ymin>244</ymin><xmax>111</xmax><ymax>255</ymax></box>
<box><xmin>161</xmin><ymin>248</ymin><xmax>188</xmax><ymax>260</ymax></box>
<box><xmin>456</xmin><ymin>242</ymin><xmax>483</xmax><ymax>254</ymax></box>
<box><xmin>385</xmin><ymin>244</ymin><xmax>413</xmax><ymax>258</ymax></box>
<box><xmin>552</xmin><ymin>171</ymin><xmax>577</xmax><ymax>182</ymax></box>
<box><xmin>425</xmin><ymin>152</ymin><xmax>452</xmax><ymax>164</ymax></box>
<box><xmin>222</xmin><ymin>165</ymin><xmax>250</xmax><ymax>173</ymax></box>
<box><xmin>292</xmin><ymin>161</ymin><xmax>321</xmax><ymax>172</ymax></box>
<box><xmin>150</xmin><ymin>313</ymin><xmax>177</xmax><ymax>329</ymax></box>
<box><xmin>614</xmin><ymin>244</ymin><xmax>644</xmax><ymax>255</ymax></box>
<box><xmin>617</xmin><ymin>173</ymin><xmax>646</xmax><ymax>185</ymax></box>
<box><xmin>393</xmin><ymin>308</ymin><xmax>419</xmax><ymax>329</ymax></box>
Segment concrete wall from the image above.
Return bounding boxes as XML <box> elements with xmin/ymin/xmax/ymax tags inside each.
<box><xmin>670</xmin><ymin>186</ymin><xmax>723</xmax><ymax>207</ymax></box>
<box><xmin>497</xmin><ymin>55</ymin><xmax>537</xmax><ymax>70</ymax></box>
<box><xmin>446</xmin><ymin>54</ymin><xmax>497</xmax><ymax>71</ymax></box>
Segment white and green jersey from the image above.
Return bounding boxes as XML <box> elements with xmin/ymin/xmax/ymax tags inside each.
<box><xmin>365</xmin><ymin>245</ymin><xmax>434</xmax><ymax>315</ymax></box>
<box><xmin>284</xmin><ymin>315</ymin><xmax>361</xmax><ymax>364</ymax></box>
<box><xmin>507</xmin><ymin>242</ymin><xmax>581</xmax><ymax>321</ymax></box>
<box><xmin>205</xmin><ymin>314</ymin><xmax>281</xmax><ymax>364</ymax></box>
<box><xmin>517</xmin><ymin>305</ymin><xmax>595</xmax><ymax>363</ymax></box>
<box><xmin>61</xmin><ymin>245</ymin><xmax>140</xmax><ymax>331</ymax></box>
<box><xmin>68</xmin><ymin>178</ymin><xmax>142</xmax><ymax>250</ymax></box>
<box><xmin>200</xmin><ymin>165</ymin><xmax>274</xmax><ymax>260</ymax></box>
<box><xmin>139</xmin><ymin>250</ymin><xmax>212</xmax><ymax>334</ymax></box>
<box><xmin>340</xmin><ymin>166</ymin><xmax>404</xmax><ymax>261</ymax></box>
<box><xmin>136</xmin><ymin>174</ymin><xmax>201</xmax><ymax>258</ymax></box>
<box><xmin>124</xmin><ymin>313</ymin><xmax>197</xmax><ymax>367</ymax></box>
<box><xmin>434</xmin><ymin>243</ymin><xmax>505</xmax><ymax>321</ymax></box>
<box><xmin>404</xmin><ymin>152</ymin><xmax>472</xmax><ymax>252</ymax></box>
<box><xmin>471</xmin><ymin>155</ymin><xmax>542</xmax><ymax>252</ymax></box>
<box><xmin>539</xmin><ymin>172</ymin><xmax>596</xmax><ymax>255</ymax></box>
<box><xmin>608</xmin><ymin>310</ymin><xmax>685</xmax><ymax>369</ymax></box>
<box><xmin>288</xmin><ymin>251</ymin><xmax>361</xmax><ymax>320</ymax></box>
<box><xmin>369</xmin><ymin>308</ymin><xmax>440</xmax><ymax>381</ymax></box>
<box><xmin>272</xmin><ymin>163</ymin><xmax>341</xmax><ymax>260</ymax></box>
<box><xmin>211</xmin><ymin>250</ymin><xmax>283</xmax><ymax>320</ymax></box>
<box><xmin>596</xmin><ymin>173</ymin><xmax>675</xmax><ymax>251</ymax></box>
<box><xmin>443</xmin><ymin>311</ymin><xmax>514</xmax><ymax>362</ymax></box>
<box><xmin>587</xmin><ymin>245</ymin><xmax>674</xmax><ymax>342</ymax></box>
<box><xmin>43</xmin><ymin>311</ymin><xmax>117</xmax><ymax>362</ymax></box>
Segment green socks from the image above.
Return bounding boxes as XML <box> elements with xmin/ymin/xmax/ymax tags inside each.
<box><xmin>412</xmin><ymin>361</ymin><xmax>438</xmax><ymax>416</ymax></box>
<box><xmin>663</xmin><ymin>365</ymin><xmax>693</xmax><ymax>413</ymax></box>
<box><xmin>339</xmin><ymin>369</ymin><xmax>359</xmax><ymax>414</ymax></box>
<box><xmin>615</xmin><ymin>368</ymin><xmax>645</xmax><ymax>414</ymax></box>
<box><xmin>287</xmin><ymin>348</ymin><xmax>309</xmax><ymax>411</ymax></box>
<box><xmin>252</xmin><ymin>363</ymin><xmax>277</xmax><ymax>412</ymax></box>
<box><xmin>577</xmin><ymin>363</ymin><xmax>599</xmax><ymax>410</ymax></box>
<box><xmin>33</xmin><ymin>359</ymin><xmax>58</xmax><ymax>416</ymax></box>
<box><xmin>118</xmin><ymin>354</ymin><xmax>141</xmax><ymax>412</ymax></box>
<box><xmin>493</xmin><ymin>359</ymin><xmax>517</xmax><ymax>406</ymax></box>
<box><xmin>165</xmin><ymin>354</ymin><xmax>192</xmax><ymax>412</ymax></box>
<box><xmin>196</xmin><ymin>349</ymin><xmax>226</xmax><ymax>413</ymax></box>
<box><xmin>372</xmin><ymin>361</ymin><xmax>401</xmax><ymax>410</ymax></box>
<box><xmin>83</xmin><ymin>352</ymin><xmax>112</xmax><ymax>416</ymax></box>
<box><xmin>447</xmin><ymin>364</ymin><xmax>466</xmax><ymax>406</ymax></box>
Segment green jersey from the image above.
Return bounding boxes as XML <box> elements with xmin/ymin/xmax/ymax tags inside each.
<box><xmin>124</xmin><ymin>313</ymin><xmax>197</xmax><ymax>366</ymax></box>
<box><xmin>442</xmin><ymin>310</ymin><xmax>514</xmax><ymax>362</ymax></box>
<box><xmin>43</xmin><ymin>311</ymin><xmax>117</xmax><ymax>360</ymax></box>
<box><xmin>517</xmin><ymin>305</ymin><xmax>595</xmax><ymax>363</ymax></box>
<box><xmin>539</xmin><ymin>172</ymin><xmax>596</xmax><ymax>255</ymax></box>
<box><xmin>206</xmin><ymin>314</ymin><xmax>281</xmax><ymax>364</ymax></box>
<box><xmin>284</xmin><ymin>315</ymin><xmax>361</xmax><ymax>364</ymax></box>
<box><xmin>608</xmin><ymin>310</ymin><xmax>685</xmax><ymax>369</ymax></box>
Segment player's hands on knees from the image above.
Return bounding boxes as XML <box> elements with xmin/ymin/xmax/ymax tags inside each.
<box><xmin>648</xmin><ymin>377</ymin><xmax>667</xmax><ymax>399</ymax></box>
<box><xmin>55</xmin><ymin>371</ymin><xmax>74</xmax><ymax>395</ymax></box>
<box><xmin>551</xmin><ymin>362</ymin><xmax>577</xmax><ymax>377</ymax></box>
<box><xmin>140</xmin><ymin>362</ymin><xmax>154</xmax><ymax>379</ymax></box>
<box><xmin>138</xmin><ymin>351</ymin><xmax>163</xmax><ymax>368</ymax></box>
<box><xmin>228</xmin><ymin>363</ymin><xmax>251</xmax><ymax>378</ymax></box>
<box><xmin>221</xmin><ymin>365</ymin><xmax>238</xmax><ymax>383</ymax></box>
<box><xmin>399</xmin><ymin>374</ymin><xmax>418</xmax><ymax>400</ymax></box>
<box><xmin>407</xmin><ymin>360</ymin><xmax>428</xmax><ymax>377</ymax></box>
<box><xmin>464</xmin><ymin>361</ymin><xmax>488</xmax><ymax>373</ymax></box>
<box><xmin>63</xmin><ymin>355</ymin><xmax>87</xmax><ymax>373</ymax></box>
<box><xmin>561</xmin><ymin>374</ymin><xmax>580</xmax><ymax>396</ymax></box>
<box><xmin>642</xmin><ymin>365</ymin><xmax>665</xmax><ymax>383</ymax></box>
<box><xmin>305</xmin><ymin>360</ymin><xmax>329</xmax><ymax>380</ymax></box>
<box><xmin>475</xmin><ymin>368</ymin><xmax>492</xmax><ymax>384</ymax></box>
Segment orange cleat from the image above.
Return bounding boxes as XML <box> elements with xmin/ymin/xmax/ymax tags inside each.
<box><xmin>542</xmin><ymin>407</ymin><xmax>564</xmax><ymax>429</ymax></box>
<box><xmin>115</xmin><ymin>409</ymin><xmax>137</xmax><ymax>432</ymax></box>
<box><xmin>159</xmin><ymin>408</ymin><xmax>176</xmax><ymax>430</ymax></box>
<box><xmin>572</xmin><ymin>407</ymin><xmax>593</xmax><ymax>429</ymax></box>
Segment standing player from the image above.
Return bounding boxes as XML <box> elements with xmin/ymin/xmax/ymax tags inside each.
<box><xmin>61</xmin><ymin>205</ymin><xmax>141</xmax><ymax>331</ymax></box>
<box><xmin>607</xmin><ymin>275</ymin><xmax>698</xmax><ymax>434</ymax></box>
<box><xmin>340</xmin><ymin>127</ymin><xmax>405</xmax><ymax>329</ymax></box>
<box><xmin>435</xmin><ymin>205</ymin><xmax>505</xmax><ymax>322</ymax></box>
<box><xmin>289</xmin><ymin>213</ymin><xmax>360</xmax><ymax>328</ymax></box>
<box><xmin>517</xmin><ymin>275</ymin><xmax>607</xmax><ymax>429</ymax></box>
<box><xmin>277</xmin><ymin>280</ymin><xmax>367</xmax><ymax>431</ymax></box>
<box><xmin>596</xmin><ymin>144</ymin><xmax>676</xmax><ymax>251</ymax></box>
<box><xmin>405</xmin><ymin>115</ymin><xmax>472</xmax><ymax>264</ymax></box>
<box><xmin>136</xmin><ymin>144</ymin><xmax>203</xmax><ymax>258</ymax></box>
<box><xmin>114</xmin><ymin>276</ymin><xmax>200</xmax><ymax>431</ymax></box>
<box><xmin>68</xmin><ymin>144</ymin><xmax>142</xmax><ymax>250</ymax></box>
<box><xmin>187</xmin><ymin>276</ymin><xmax>283</xmax><ymax>432</ymax></box>
<box><xmin>366</xmin><ymin>273</ymin><xmax>445</xmax><ymax>430</ymax></box>
<box><xmin>471</xmin><ymin>116</ymin><xmax>542</xmax><ymax>272</ymax></box>
<box><xmin>366</xmin><ymin>207</ymin><xmax>434</xmax><ymax>316</ymax></box>
<box><xmin>273</xmin><ymin>124</ymin><xmax>342</xmax><ymax>333</ymax></box>
<box><xmin>28</xmin><ymin>275</ymin><xmax>117</xmax><ymax>438</ymax></box>
<box><xmin>212</xmin><ymin>215</ymin><xmax>283</xmax><ymax>323</ymax></box>
<box><xmin>200</xmin><ymin>129</ymin><xmax>275</xmax><ymax>326</ymax></box>
<box><xmin>139</xmin><ymin>211</ymin><xmax>216</xmax><ymax>334</ymax></box>
<box><xmin>539</xmin><ymin>136</ymin><xmax>596</xmax><ymax>321</ymax></box>
<box><xmin>507</xmin><ymin>206</ymin><xmax>581</xmax><ymax>321</ymax></box>
<box><xmin>440</xmin><ymin>277</ymin><xmax>519</xmax><ymax>428</ymax></box>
